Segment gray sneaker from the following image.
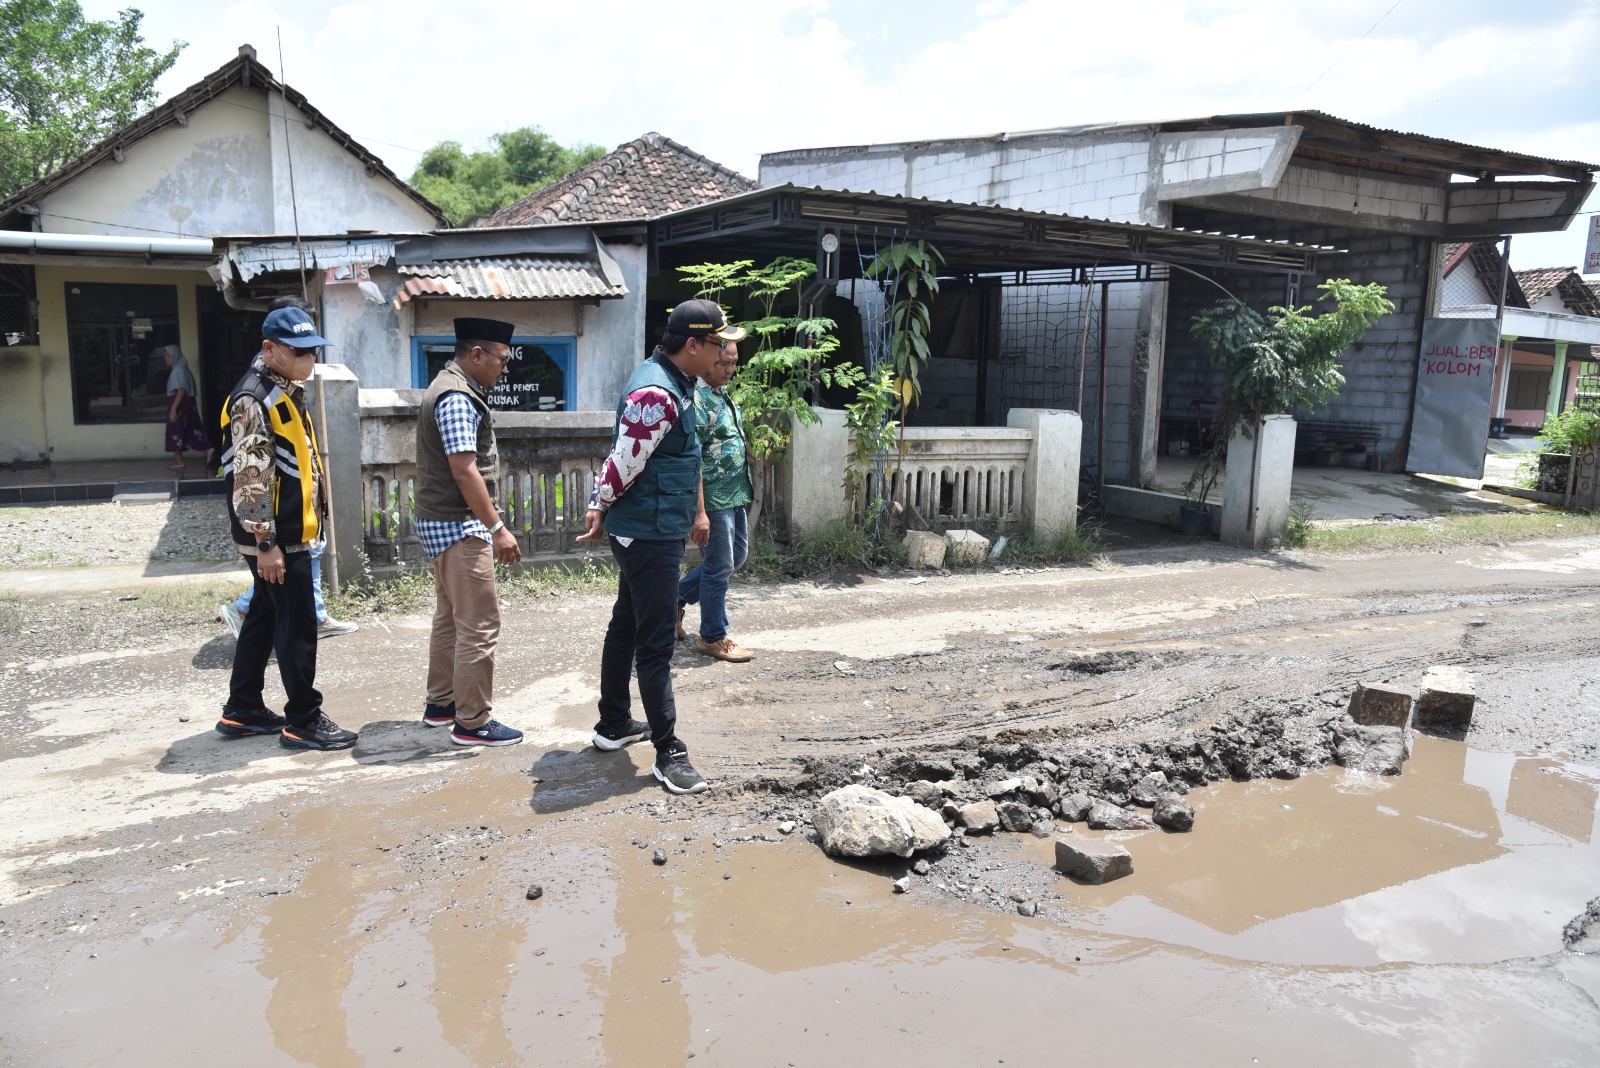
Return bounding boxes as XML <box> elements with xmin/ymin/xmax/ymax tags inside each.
<box><xmin>218</xmin><ymin>603</ymin><xmax>244</xmax><ymax>640</ymax></box>
<box><xmin>317</xmin><ymin>616</ymin><xmax>359</xmax><ymax>638</ymax></box>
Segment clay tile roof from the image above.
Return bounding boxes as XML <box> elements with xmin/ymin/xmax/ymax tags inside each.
<box><xmin>1516</xmin><ymin>266</ymin><xmax>1579</xmax><ymax>307</ymax></box>
<box><xmin>487</xmin><ymin>132</ymin><xmax>756</xmax><ymax>227</ymax></box>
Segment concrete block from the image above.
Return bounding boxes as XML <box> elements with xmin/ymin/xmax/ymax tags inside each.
<box><xmin>309</xmin><ymin>364</ymin><xmax>363</xmax><ymax>592</ymax></box>
<box><xmin>1348</xmin><ymin>682</ymin><xmax>1414</xmax><ymax>727</ymax></box>
<box><xmin>1055</xmin><ymin>837</ymin><xmax>1133</xmax><ymax>884</ymax></box>
<box><xmin>1417</xmin><ymin>666</ymin><xmax>1475</xmax><ymax>728</ymax></box>
<box><xmin>945</xmin><ymin>529</ymin><xmax>991</xmax><ymax>567</ymax></box>
<box><xmin>904</xmin><ymin>529</ymin><xmax>947</xmax><ymax>569</ymax></box>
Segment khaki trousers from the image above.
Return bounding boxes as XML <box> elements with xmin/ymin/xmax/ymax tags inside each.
<box><xmin>427</xmin><ymin>537</ymin><xmax>499</xmax><ymax>730</ymax></box>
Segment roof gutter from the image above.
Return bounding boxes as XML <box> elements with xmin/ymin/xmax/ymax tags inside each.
<box><xmin>0</xmin><ymin>230</ymin><xmax>214</xmax><ymax>256</ymax></box>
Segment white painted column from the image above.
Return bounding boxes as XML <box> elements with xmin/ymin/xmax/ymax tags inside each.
<box><xmin>1007</xmin><ymin>408</ymin><xmax>1082</xmax><ymax>539</ymax></box>
<box><xmin>784</xmin><ymin>407</ymin><xmax>850</xmax><ymax>540</ymax></box>
<box><xmin>1220</xmin><ymin>414</ymin><xmax>1298</xmax><ymax>549</ymax></box>
<box><xmin>1494</xmin><ymin>335</ymin><xmax>1517</xmax><ymax>420</ymax></box>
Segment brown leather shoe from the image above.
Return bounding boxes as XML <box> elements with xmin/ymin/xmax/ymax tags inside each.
<box><xmin>697</xmin><ymin>637</ymin><xmax>753</xmax><ymax>663</ymax></box>
<box><xmin>676</xmin><ymin>606</ymin><xmax>687</xmax><ymax>641</ymax></box>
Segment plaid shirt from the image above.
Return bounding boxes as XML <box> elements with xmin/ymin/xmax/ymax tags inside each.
<box><xmin>414</xmin><ymin>392</ymin><xmax>493</xmax><ymax>560</ymax></box>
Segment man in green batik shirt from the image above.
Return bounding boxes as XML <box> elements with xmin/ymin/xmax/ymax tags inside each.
<box><xmin>676</xmin><ymin>341</ymin><xmax>754</xmax><ymax>663</ymax></box>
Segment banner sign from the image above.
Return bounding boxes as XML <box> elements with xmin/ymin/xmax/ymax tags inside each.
<box><xmin>1586</xmin><ymin>215</ymin><xmax>1600</xmax><ymax>275</ymax></box>
<box><xmin>1406</xmin><ymin>318</ymin><xmax>1500</xmax><ymax>478</ymax></box>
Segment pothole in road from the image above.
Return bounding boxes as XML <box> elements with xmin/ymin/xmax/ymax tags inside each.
<box><xmin>1011</xmin><ymin>735</ymin><xmax>1600</xmax><ymax>967</ymax></box>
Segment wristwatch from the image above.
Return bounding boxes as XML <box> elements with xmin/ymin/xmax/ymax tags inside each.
<box><xmin>256</xmin><ymin>538</ymin><xmax>276</xmax><ymax>554</ymax></box>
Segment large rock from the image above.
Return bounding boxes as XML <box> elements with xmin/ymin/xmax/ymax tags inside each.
<box><xmin>1086</xmin><ymin>800</ymin><xmax>1155</xmax><ymax>831</ymax></box>
<box><xmin>1130</xmin><ymin>771</ymin><xmax>1169</xmax><ymax>808</ymax></box>
<box><xmin>1055</xmin><ymin>792</ymin><xmax>1093</xmax><ymax>822</ymax></box>
<box><xmin>1348</xmin><ymin>682</ymin><xmax>1413</xmax><ymax>728</ymax></box>
<box><xmin>996</xmin><ymin>801</ymin><xmax>1036</xmax><ymax>833</ymax></box>
<box><xmin>957</xmin><ymin>799</ymin><xmax>999</xmax><ymax>833</ymax></box>
<box><xmin>985</xmin><ymin>777</ymin><xmax>1024</xmax><ymax>799</ymax></box>
<box><xmin>1417</xmin><ymin>666</ymin><xmax>1475</xmax><ymax>729</ymax></box>
<box><xmin>1333</xmin><ymin>722</ymin><xmax>1410</xmax><ymax>776</ymax></box>
<box><xmin>1054</xmin><ymin>837</ymin><xmax>1133</xmax><ymax>884</ymax></box>
<box><xmin>905</xmin><ymin>780</ymin><xmax>945</xmax><ymax>809</ymax></box>
<box><xmin>1152</xmin><ymin>795</ymin><xmax>1195</xmax><ymax>832</ymax></box>
<box><xmin>812</xmin><ymin>784</ymin><xmax>951</xmax><ymax>858</ymax></box>
<box><xmin>945</xmin><ymin>529</ymin><xmax>992</xmax><ymax>567</ymax></box>
<box><xmin>904</xmin><ymin>530</ymin><xmax>947</xmax><ymax>570</ymax></box>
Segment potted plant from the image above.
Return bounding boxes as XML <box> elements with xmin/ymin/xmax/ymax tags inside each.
<box><xmin>1185</xmin><ymin>279</ymin><xmax>1393</xmax><ymax>539</ymax></box>
<box><xmin>1533</xmin><ymin>406</ymin><xmax>1600</xmax><ymax>496</ymax></box>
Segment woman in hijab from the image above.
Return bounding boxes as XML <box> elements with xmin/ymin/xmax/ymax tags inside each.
<box><xmin>162</xmin><ymin>345</ymin><xmax>211</xmax><ymax>473</ymax></box>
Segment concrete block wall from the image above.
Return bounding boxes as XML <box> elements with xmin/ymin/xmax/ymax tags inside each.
<box><xmin>761</xmin><ymin>132</ymin><xmax>1161</xmax><ymax>224</ymax></box>
<box><xmin>1164</xmin><ymin>206</ymin><xmax>1430</xmax><ymax>463</ymax></box>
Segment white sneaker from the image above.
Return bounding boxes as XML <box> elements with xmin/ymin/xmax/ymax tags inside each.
<box><xmin>218</xmin><ymin>603</ymin><xmax>244</xmax><ymax>640</ymax></box>
<box><xmin>317</xmin><ymin>616</ymin><xmax>359</xmax><ymax>638</ymax></box>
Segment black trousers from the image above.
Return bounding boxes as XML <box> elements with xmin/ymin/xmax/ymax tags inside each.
<box><xmin>596</xmin><ymin>536</ymin><xmax>684</xmax><ymax>752</ymax></box>
<box><xmin>227</xmin><ymin>549</ymin><xmax>323</xmax><ymax>728</ymax></box>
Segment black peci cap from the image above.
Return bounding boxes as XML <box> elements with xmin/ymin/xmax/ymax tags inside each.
<box><xmin>453</xmin><ymin>317</ymin><xmax>515</xmax><ymax>347</ymax></box>
<box><xmin>666</xmin><ymin>299</ymin><xmax>746</xmax><ymax>342</ymax></box>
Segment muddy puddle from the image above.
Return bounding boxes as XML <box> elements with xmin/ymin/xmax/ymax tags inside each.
<box><xmin>5</xmin><ymin>738</ymin><xmax>1600</xmax><ymax>1065</ymax></box>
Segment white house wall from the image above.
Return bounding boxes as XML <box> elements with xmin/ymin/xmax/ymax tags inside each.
<box><xmin>34</xmin><ymin>87</ymin><xmax>436</xmax><ymax>242</ymax></box>
<box><xmin>577</xmin><ymin>243</ymin><xmax>648</xmax><ymax>412</ymax></box>
<box><xmin>37</xmin><ymin>88</ymin><xmax>274</xmax><ymax>238</ymax></box>
<box><xmin>262</xmin><ymin>93</ymin><xmax>437</xmax><ymax>234</ymax></box>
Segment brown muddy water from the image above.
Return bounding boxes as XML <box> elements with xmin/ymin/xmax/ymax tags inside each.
<box><xmin>5</xmin><ymin>737</ymin><xmax>1600</xmax><ymax>1066</ymax></box>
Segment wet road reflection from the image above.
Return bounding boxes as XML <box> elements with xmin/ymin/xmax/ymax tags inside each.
<box><xmin>1042</xmin><ymin>737</ymin><xmax>1600</xmax><ymax>965</ymax></box>
<box><xmin>8</xmin><ymin>738</ymin><xmax>1600</xmax><ymax>1064</ymax></box>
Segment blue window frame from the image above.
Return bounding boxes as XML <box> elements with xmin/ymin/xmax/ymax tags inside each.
<box><xmin>411</xmin><ymin>335</ymin><xmax>576</xmax><ymax>411</ymax></box>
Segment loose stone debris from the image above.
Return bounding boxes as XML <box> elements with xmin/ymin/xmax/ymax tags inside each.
<box><xmin>1055</xmin><ymin>837</ymin><xmax>1133</xmax><ymax>884</ymax></box>
<box><xmin>811</xmin><ymin>784</ymin><xmax>950</xmax><ymax>859</ymax></box>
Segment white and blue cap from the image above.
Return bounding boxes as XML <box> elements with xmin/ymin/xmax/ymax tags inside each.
<box><xmin>262</xmin><ymin>306</ymin><xmax>330</xmax><ymax>348</ymax></box>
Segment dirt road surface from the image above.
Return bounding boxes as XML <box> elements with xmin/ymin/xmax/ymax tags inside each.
<box><xmin>3</xmin><ymin>535</ymin><xmax>1600</xmax><ymax>1064</ymax></box>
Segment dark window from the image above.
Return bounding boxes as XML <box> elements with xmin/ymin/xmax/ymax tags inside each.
<box><xmin>1506</xmin><ymin>366</ymin><xmax>1551</xmax><ymax>410</ymax></box>
<box><xmin>414</xmin><ymin>338</ymin><xmax>573</xmax><ymax>411</ymax></box>
<box><xmin>66</xmin><ymin>282</ymin><xmax>180</xmax><ymax>424</ymax></box>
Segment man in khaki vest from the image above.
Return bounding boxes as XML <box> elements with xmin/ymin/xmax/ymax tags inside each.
<box><xmin>414</xmin><ymin>317</ymin><xmax>524</xmax><ymax>746</ymax></box>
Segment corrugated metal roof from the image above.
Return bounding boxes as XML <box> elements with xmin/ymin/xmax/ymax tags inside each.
<box><xmin>394</xmin><ymin>257</ymin><xmax>625</xmax><ymax>302</ymax></box>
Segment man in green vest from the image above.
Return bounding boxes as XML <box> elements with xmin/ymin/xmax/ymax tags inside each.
<box><xmin>578</xmin><ymin>299</ymin><xmax>743</xmax><ymax>794</ymax></box>
<box><xmin>413</xmin><ymin>317</ymin><xmax>525</xmax><ymax>747</ymax></box>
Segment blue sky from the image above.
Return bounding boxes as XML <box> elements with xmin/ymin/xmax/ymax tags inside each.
<box><xmin>83</xmin><ymin>0</ymin><xmax>1600</xmax><ymax>269</ymax></box>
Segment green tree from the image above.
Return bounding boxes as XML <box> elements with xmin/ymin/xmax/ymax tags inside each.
<box><xmin>0</xmin><ymin>0</ymin><xmax>184</xmax><ymax>198</ymax></box>
<box><xmin>408</xmin><ymin>127</ymin><xmax>606</xmax><ymax>225</ymax></box>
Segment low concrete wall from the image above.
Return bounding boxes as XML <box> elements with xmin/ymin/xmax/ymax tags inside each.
<box><xmin>1100</xmin><ymin>484</ymin><xmax>1219</xmax><ymax>534</ymax></box>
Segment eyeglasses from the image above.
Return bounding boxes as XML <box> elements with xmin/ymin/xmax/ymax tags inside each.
<box><xmin>480</xmin><ymin>348</ymin><xmax>512</xmax><ymax>365</ymax></box>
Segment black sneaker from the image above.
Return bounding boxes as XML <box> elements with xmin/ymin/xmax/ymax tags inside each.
<box><xmin>215</xmin><ymin>706</ymin><xmax>286</xmax><ymax>738</ymax></box>
<box><xmin>653</xmin><ymin>743</ymin><xmax>709</xmax><ymax>795</ymax></box>
<box><xmin>279</xmin><ymin>714</ymin><xmax>358</xmax><ymax>751</ymax></box>
<box><xmin>592</xmin><ymin>717</ymin><xmax>650</xmax><ymax>752</ymax></box>
<box><xmin>422</xmin><ymin>701</ymin><xmax>455</xmax><ymax>727</ymax></box>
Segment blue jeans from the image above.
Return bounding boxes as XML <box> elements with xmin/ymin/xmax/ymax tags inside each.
<box><xmin>236</xmin><ymin>540</ymin><xmax>328</xmax><ymax>622</ymax></box>
<box><xmin>677</xmin><ymin>506</ymin><xmax>748</xmax><ymax>644</ymax></box>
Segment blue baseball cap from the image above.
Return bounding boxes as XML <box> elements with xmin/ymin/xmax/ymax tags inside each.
<box><xmin>262</xmin><ymin>306</ymin><xmax>330</xmax><ymax>348</ymax></box>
